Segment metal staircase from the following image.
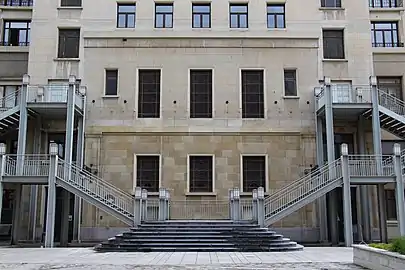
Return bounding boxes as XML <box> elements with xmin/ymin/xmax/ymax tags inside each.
<box><xmin>55</xmin><ymin>158</ymin><xmax>134</xmax><ymax>225</ymax></box>
<box><xmin>363</xmin><ymin>90</ymin><xmax>405</xmax><ymax>139</ymax></box>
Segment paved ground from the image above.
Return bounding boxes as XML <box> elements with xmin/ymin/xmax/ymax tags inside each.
<box><xmin>0</xmin><ymin>247</ymin><xmax>365</xmax><ymax>269</ymax></box>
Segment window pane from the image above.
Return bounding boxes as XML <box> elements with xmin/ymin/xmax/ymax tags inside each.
<box><xmin>118</xmin><ymin>5</ymin><xmax>136</xmax><ymax>12</ymax></box>
<box><xmin>156</xmin><ymin>4</ymin><xmax>173</xmax><ymax>13</ymax></box>
<box><xmin>165</xmin><ymin>15</ymin><xmax>173</xmax><ymax>28</ymax></box>
<box><xmin>230</xmin><ymin>5</ymin><xmax>247</xmax><ymax>13</ymax></box>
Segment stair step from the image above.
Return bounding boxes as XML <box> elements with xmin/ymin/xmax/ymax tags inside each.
<box><xmin>116</xmin><ymin>239</ymin><xmax>231</xmax><ymax>243</ymax></box>
<box><xmin>120</xmin><ymin>234</ymin><xmax>233</xmax><ymax>239</ymax></box>
<box><xmin>96</xmin><ymin>246</ymin><xmax>239</xmax><ymax>252</ymax></box>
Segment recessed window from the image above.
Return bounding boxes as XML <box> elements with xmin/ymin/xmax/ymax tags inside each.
<box><xmin>284</xmin><ymin>70</ymin><xmax>297</xmax><ymax>97</ymax></box>
<box><xmin>58</xmin><ymin>29</ymin><xmax>80</xmax><ymax>58</ymax></box>
<box><xmin>117</xmin><ymin>3</ymin><xmax>136</xmax><ymax>28</ymax></box>
<box><xmin>371</xmin><ymin>22</ymin><xmax>401</xmax><ymax>48</ymax></box>
<box><xmin>377</xmin><ymin>77</ymin><xmax>403</xmax><ymax>100</ymax></box>
<box><xmin>135</xmin><ymin>155</ymin><xmax>160</xmax><ymax>193</ymax></box>
<box><xmin>192</xmin><ymin>3</ymin><xmax>211</xmax><ymax>28</ymax></box>
<box><xmin>320</xmin><ymin>0</ymin><xmax>341</xmax><ymax>8</ymax></box>
<box><xmin>323</xmin><ymin>29</ymin><xmax>345</xmax><ymax>59</ymax></box>
<box><xmin>229</xmin><ymin>3</ymin><xmax>248</xmax><ymax>28</ymax></box>
<box><xmin>370</xmin><ymin>0</ymin><xmax>399</xmax><ymax>8</ymax></box>
<box><xmin>241</xmin><ymin>70</ymin><xmax>265</xmax><ymax>118</ymax></box>
<box><xmin>242</xmin><ymin>156</ymin><xmax>266</xmax><ymax>192</ymax></box>
<box><xmin>137</xmin><ymin>70</ymin><xmax>161</xmax><ymax>118</ymax></box>
<box><xmin>2</xmin><ymin>21</ymin><xmax>30</xmax><ymax>46</ymax></box>
<box><xmin>61</xmin><ymin>0</ymin><xmax>81</xmax><ymax>7</ymax></box>
<box><xmin>105</xmin><ymin>70</ymin><xmax>118</xmax><ymax>96</ymax></box>
<box><xmin>267</xmin><ymin>4</ymin><xmax>285</xmax><ymax>29</ymax></box>
<box><xmin>190</xmin><ymin>70</ymin><xmax>212</xmax><ymax>118</ymax></box>
<box><xmin>188</xmin><ymin>155</ymin><xmax>214</xmax><ymax>193</ymax></box>
<box><xmin>155</xmin><ymin>3</ymin><xmax>173</xmax><ymax>28</ymax></box>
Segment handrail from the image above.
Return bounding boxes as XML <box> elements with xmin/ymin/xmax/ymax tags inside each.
<box><xmin>0</xmin><ymin>89</ymin><xmax>19</xmax><ymax>109</ymax></box>
<box><xmin>378</xmin><ymin>90</ymin><xmax>405</xmax><ymax>116</ymax></box>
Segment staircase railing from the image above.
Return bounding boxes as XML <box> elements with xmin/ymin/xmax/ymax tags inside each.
<box><xmin>264</xmin><ymin>159</ymin><xmax>342</xmax><ymax>220</ymax></box>
<box><xmin>378</xmin><ymin>90</ymin><xmax>405</xmax><ymax>116</ymax></box>
<box><xmin>3</xmin><ymin>154</ymin><xmax>50</xmax><ymax>176</ymax></box>
<box><xmin>56</xmin><ymin>158</ymin><xmax>134</xmax><ymax>219</ymax></box>
<box><xmin>0</xmin><ymin>89</ymin><xmax>20</xmax><ymax>113</ymax></box>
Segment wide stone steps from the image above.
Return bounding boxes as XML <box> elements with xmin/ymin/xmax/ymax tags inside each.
<box><xmin>94</xmin><ymin>220</ymin><xmax>303</xmax><ymax>252</ymax></box>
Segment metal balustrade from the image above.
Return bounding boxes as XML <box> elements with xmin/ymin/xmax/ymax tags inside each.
<box><xmin>0</xmin><ymin>0</ymin><xmax>33</xmax><ymax>6</ymax></box>
<box><xmin>144</xmin><ymin>199</ymin><xmax>160</xmax><ymax>221</ymax></box>
<box><xmin>26</xmin><ymin>84</ymin><xmax>85</xmax><ymax>108</ymax></box>
<box><xmin>315</xmin><ymin>84</ymin><xmax>372</xmax><ymax>110</ymax></box>
<box><xmin>348</xmin><ymin>155</ymin><xmax>394</xmax><ymax>176</ymax></box>
<box><xmin>378</xmin><ymin>90</ymin><xmax>405</xmax><ymax>116</ymax></box>
<box><xmin>240</xmin><ymin>199</ymin><xmax>254</xmax><ymax>220</ymax></box>
<box><xmin>0</xmin><ymin>89</ymin><xmax>20</xmax><ymax>112</ymax></box>
<box><xmin>3</xmin><ymin>154</ymin><xmax>50</xmax><ymax>176</ymax></box>
<box><xmin>168</xmin><ymin>199</ymin><xmax>230</xmax><ymax>220</ymax></box>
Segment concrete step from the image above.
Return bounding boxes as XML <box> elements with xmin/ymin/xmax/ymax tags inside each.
<box><xmin>131</xmin><ymin>227</ymin><xmax>269</xmax><ymax>232</ymax></box>
<box><xmin>116</xmin><ymin>238</ymin><xmax>231</xmax><ymax>243</ymax></box>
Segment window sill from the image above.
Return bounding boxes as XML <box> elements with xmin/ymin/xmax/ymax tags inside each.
<box><xmin>322</xmin><ymin>58</ymin><xmax>348</xmax><ymax>63</ymax></box>
<box><xmin>185</xmin><ymin>192</ymin><xmax>217</xmax><ymax>196</ymax></box>
<box><xmin>57</xmin><ymin>6</ymin><xmax>83</xmax><ymax>10</ymax></box>
<box><xmin>0</xmin><ymin>6</ymin><xmax>32</xmax><ymax>11</ymax></box>
<box><xmin>319</xmin><ymin>7</ymin><xmax>345</xmax><ymax>11</ymax></box>
<box><xmin>54</xmin><ymin>58</ymin><xmax>80</xmax><ymax>62</ymax></box>
<box><xmin>267</xmin><ymin>28</ymin><xmax>287</xmax><ymax>31</ymax></box>
<box><xmin>283</xmin><ymin>96</ymin><xmax>300</xmax><ymax>99</ymax></box>
<box><xmin>102</xmin><ymin>95</ymin><xmax>119</xmax><ymax>99</ymax></box>
<box><xmin>369</xmin><ymin>7</ymin><xmax>404</xmax><ymax>12</ymax></box>
<box><xmin>229</xmin><ymin>28</ymin><xmax>249</xmax><ymax>31</ymax></box>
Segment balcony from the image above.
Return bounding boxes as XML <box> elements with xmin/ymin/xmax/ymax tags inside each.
<box><xmin>372</xmin><ymin>42</ymin><xmax>404</xmax><ymax>48</ymax></box>
<box><xmin>369</xmin><ymin>0</ymin><xmax>403</xmax><ymax>8</ymax></box>
<box><xmin>0</xmin><ymin>41</ymin><xmax>29</xmax><ymax>46</ymax></box>
<box><xmin>0</xmin><ymin>0</ymin><xmax>33</xmax><ymax>7</ymax></box>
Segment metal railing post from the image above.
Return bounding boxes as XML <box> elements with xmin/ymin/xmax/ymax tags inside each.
<box><xmin>44</xmin><ymin>143</ymin><xmax>58</xmax><ymax>248</ymax></box>
<box><xmin>233</xmin><ymin>187</ymin><xmax>240</xmax><ymax>222</ymax></box>
<box><xmin>158</xmin><ymin>188</ymin><xmax>166</xmax><ymax>221</ymax></box>
<box><xmin>393</xmin><ymin>143</ymin><xmax>405</xmax><ymax>236</ymax></box>
<box><xmin>257</xmin><ymin>187</ymin><xmax>265</xmax><ymax>228</ymax></box>
<box><xmin>229</xmin><ymin>189</ymin><xmax>234</xmax><ymax>220</ymax></box>
<box><xmin>341</xmin><ymin>144</ymin><xmax>353</xmax><ymax>247</ymax></box>
<box><xmin>141</xmin><ymin>189</ymin><xmax>148</xmax><ymax>221</ymax></box>
<box><xmin>0</xmin><ymin>143</ymin><xmax>6</xmax><ymax>225</ymax></box>
<box><xmin>252</xmin><ymin>189</ymin><xmax>258</xmax><ymax>222</ymax></box>
<box><xmin>165</xmin><ymin>189</ymin><xmax>170</xmax><ymax>220</ymax></box>
<box><xmin>133</xmin><ymin>187</ymin><xmax>142</xmax><ymax>226</ymax></box>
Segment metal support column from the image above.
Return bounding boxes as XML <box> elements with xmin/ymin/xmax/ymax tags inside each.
<box><xmin>11</xmin><ymin>184</ymin><xmax>22</xmax><ymax>245</ymax></box>
<box><xmin>341</xmin><ymin>144</ymin><xmax>353</xmax><ymax>247</ymax></box>
<box><xmin>257</xmin><ymin>187</ymin><xmax>265</xmax><ymax>228</ymax></box>
<box><xmin>357</xmin><ymin>116</ymin><xmax>371</xmax><ymax>242</ymax></box>
<box><xmin>370</xmin><ymin>76</ymin><xmax>387</xmax><ymax>243</ymax></box>
<box><xmin>229</xmin><ymin>189</ymin><xmax>234</xmax><ymax>220</ymax></box>
<box><xmin>158</xmin><ymin>188</ymin><xmax>166</xmax><ymax>221</ymax></box>
<box><xmin>252</xmin><ymin>189</ymin><xmax>258</xmax><ymax>222</ymax></box>
<box><xmin>16</xmin><ymin>74</ymin><xmax>30</xmax><ymax>174</ymax></box>
<box><xmin>233</xmin><ymin>187</ymin><xmax>240</xmax><ymax>222</ymax></box>
<box><xmin>0</xmin><ymin>144</ymin><xmax>6</xmax><ymax>225</ymax></box>
<box><xmin>59</xmin><ymin>190</ymin><xmax>70</xmax><ymax>246</ymax></box>
<box><xmin>393</xmin><ymin>144</ymin><xmax>405</xmax><ymax>236</ymax></box>
<box><xmin>133</xmin><ymin>187</ymin><xmax>142</xmax><ymax>226</ymax></box>
<box><xmin>324</xmin><ymin>77</ymin><xmax>338</xmax><ymax>245</ymax></box>
<box><xmin>141</xmin><ymin>189</ymin><xmax>148</xmax><ymax>222</ymax></box>
<box><xmin>44</xmin><ymin>143</ymin><xmax>59</xmax><ymax>248</ymax></box>
<box><xmin>164</xmin><ymin>189</ymin><xmax>170</xmax><ymax>220</ymax></box>
<box><xmin>315</xmin><ymin>115</ymin><xmax>328</xmax><ymax>242</ymax></box>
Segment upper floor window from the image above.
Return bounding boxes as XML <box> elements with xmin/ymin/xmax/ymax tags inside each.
<box><xmin>321</xmin><ymin>0</ymin><xmax>341</xmax><ymax>8</ymax></box>
<box><xmin>267</xmin><ymin>4</ymin><xmax>285</xmax><ymax>29</ymax></box>
<box><xmin>0</xmin><ymin>0</ymin><xmax>33</xmax><ymax>6</ymax></box>
<box><xmin>371</xmin><ymin>22</ymin><xmax>402</xmax><ymax>47</ymax></box>
<box><xmin>377</xmin><ymin>77</ymin><xmax>403</xmax><ymax>100</ymax></box>
<box><xmin>61</xmin><ymin>0</ymin><xmax>81</xmax><ymax>7</ymax></box>
<box><xmin>155</xmin><ymin>3</ymin><xmax>173</xmax><ymax>28</ymax></box>
<box><xmin>117</xmin><ymin>3</ymin><xmax>136</xmax><ymax>28</ymax></box>
<box><xmin>2</xmin><ymin>21</ymin><xmax>30</xmax><ymax>46</ymax></box>
<box><xmin>284</xmin><ymin>69</ymin><xmax>297</xmax><ymax>97</ymax></box>
<box><xmin>229</xmin><ymin>3</ymin><xmax>248</xmax><ymax>28</ymax></box>
<box><xmin>369</xmin><ymin>0</ymin><xmax>401</xmax><ymax>8</ymax></box>
<box><xmin>241</xmin><ymin>70</ymin><xmax>265</xmax><ymax>119</ymax></box>
<box><xmin>323</xmin><ymin>29</ymin><xmax>345</xmax><ymax>59</ymax></box>
<box><xmin>137</xmin><ymin>70</ymin><xmax>161</xmax><ymax>118</ymax></box>
<box><xmin>192</xmin><ymin>3</ymin><xmax>211</xmax><ymax>28</ymax></box>
<box><xmin>105</xmin><ymin>69</ymin><xmax>118</xmax><ymax>96</ymax></box>
<box><xmin>58</xmin><ymin>29</ymin><xmax>80</xmax><ymax>58</ymax></box>
<box><xmin>190</xmin><ymin>70</ymin><xmax>213</xmax><ymax>118</ymax></box>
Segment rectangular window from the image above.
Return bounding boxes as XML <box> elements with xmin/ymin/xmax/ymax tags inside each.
<box><xmin>61</xmin><ymin>0</ymin><xmax>81</xmax><ymax>7</ymax></box>
<box><xmin>321</xmin><ymin>0</ymin><xmax>341</xmax><ymax>7</ymax></box>
<box><xmin>386</xmin><ymin>190</ymin><xmax>397</xmax><ymax>220</ymax></box>
<box><xmin>117</xmin><ymin>3</ymin><xmax>136</xmax><ymax>28</ymax></box>
<box><xmin>267</xmin><ymin>4</ymin><xmax>285</xmax><ymax>29</ymax></box>
<box><xmin>229</xmin><ymin>3</ymin><xmax>248</xmax><ymax>28</ymax></box>
<box><xmin>105</xmin><ymin>70</ymin><xmax>118</xmax><ymax>96</ymax></box>
<box><xmin>58</xmin><ymin>29</ymin><xmax>80</xmax><ymax>58</ymax></box>
<box><xmin>241</xmin><ymin>70</ymin><xmax>265</xmax><ymax>118</ymax></box>
<box><xmin>0</xmin><ymin>0</ymin><xmax>33</xmax><ymax>6</ymax></box>
<box><xmin>242</xmin><ymin>156</ymin><xmax>266</xmax><ymax>192</ymax></box>
<box><xmin>377</xmin><ymin>76</ymin><xmax>403</xmax><ymax>100</ymax></box>
<box><xmin>136</xmin><ymin>155</ymin><xmax>160</xmax><ymax>193</ymax></box>
<box><xmin>155</xmin><ymin>3</ymin><xmax>173</xmax><ymax>28</ymax></box>
<box><xmin>192</xmin><ymin>3</ymin><xmax>211</xmax><ymax>28</ymax></box>
<box><xmin>190</xmin><ymin>70</ymin><xmax>212</xmax><ymax>118</ymax></box>
<box><xmin>323</xmin><ymin>29</ymin><xmax>345</xmax><ymax>59</ymax></box>
<box><xmin>284</xmin><ymin>70</ymin><xmax>297</xmax><ymax>96</ymax></box>
<box><xmin>2</xmin><ymin>21</ymin><xmax>30</xmax><ymax>46</ymax></box>
<box><xmin>188</xmin><ymin>155</ymin><xmax>214</xmax><ymax>193</ymax></box>
<box><xmin>371</xmin><ymin>22</ymin><xmax>401</xmax><ymax>47</ymax></box>
<box><xmin>370</xmin><ymin>0</ymin><xmax>401</xmax><ymax>8</ymax></box>
<box><xmin>137</xmin><ymin>70</ymin><xmax>161</xmax><ymax>118</ymax></box>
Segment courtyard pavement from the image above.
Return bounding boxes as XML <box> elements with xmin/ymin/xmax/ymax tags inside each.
<box><xmin>0</xmin><ymin>247</ymin><xmax>366</xmax><ymax>269</ymax></box>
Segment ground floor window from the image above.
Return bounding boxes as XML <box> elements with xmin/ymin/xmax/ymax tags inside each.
<box><xmin>135</xmin><ymin>155</ymin><xmax>160</xmax><ymax>193</ymax></box>
<box><xmin>188</xmin><ymin>155</ymin><xmax>214</xmax><ymax>193</ymax></box>
<box><xmin>241</xmin><ymin>155</ymin><xmax>267</xmax><ymax>192</ymax></box>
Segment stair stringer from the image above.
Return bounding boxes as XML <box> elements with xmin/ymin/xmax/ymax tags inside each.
<box><xmin>265</xmin><ymin>178</ymin><xmax>343</xmax><ymax>226</ymax></box>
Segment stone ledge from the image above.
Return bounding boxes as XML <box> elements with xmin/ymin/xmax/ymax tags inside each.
<box><xmin>353</xmin><ymin>244</ymin><xmax>405</xmax><ymax>270</ymax></box>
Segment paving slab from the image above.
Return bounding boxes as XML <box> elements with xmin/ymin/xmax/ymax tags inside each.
<box><xmin>0</xmin><ymin>247</ymin><xmax>365</xmax><ymax>269</ymax></box>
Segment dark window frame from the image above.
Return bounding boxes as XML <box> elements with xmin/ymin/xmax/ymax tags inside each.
<box><xmin>241</xmin><ymin>69</ymin><xmax>265</xmax><ymax>119</ymax></box>
<box><xmin>192</xmin><ymin>3</ymin><xmax>211</xmax><ymax>28</ymax></box>
<box><xmin>2</xmin><ymin>20</ymin><xmax>30</xmax><ymax>46</ymax></box>
<box><xmin>284</xmin><ymin>69</ymin><xmax>298</xmax><ymax>97</ymax></box>
<box><xmin>229</xmin><ymin>3</ymin><xmax>248</xmax><ymax>28</ymax></box>
<box><xmin>58</xmin><ymin>28</ymin><xmax>80</xmax><ymax>58</ymax></box>
<box><xmin>105</xmin><ymin>69</ymin><xmax>118</xmax><ymax>96</ymax></box>
<box><xmin>242</xmin><ymin>155</ymin><xmax>267</xmax><ymax>193</ymax></box>
<box><xmin>320</xmin><ymin>0</ymin><xmax>341</xmax><ymax>8</ymax></box>
<box><xmin>189</xmin><ymin>69</ymin><xmax>213</xmax><ymax>118</ymax></box>
<box><xmin>377</xmin><ymin>76</ymin><xmax>403</xmax><ymax>100</ymax></box>
<box><xmin>136</xmin><ymin>155</ymin><xmax>160</xmax><ymax>193</ymax></box>
<box><xmin>323</xmin><ymin>29</ymin><xmax>345</xmax><ymax>59</ymax></box>
<box><xmin>188</xmin><ymin>155</ymin><xmax>214</xmax><ymax>193</ymax></box>
<box><xmin>117</xmin><ymin>3</ymin><xmax>136</xmax><ymax>28</ymax></box>
<box><xmin>155</xmin><ymin>3</ymin><xmax>174</xmax><ymax>28</ymax></box>
<box><xmin>137</xmin><ymin>69</ymin><xmax>161</xmax><ymax>118</ymax></box>
<box><xmin>267</xmin><ymin>4</ymin><xmax>285</xmax><ymax>29</ymax></box>
<box><xmin>60</xmin><ymin>0</ymin><xmax>82</xmax><ymax>7</ymax></box>
<box><xmin>369</xmin><ymin>0</ymin><xmax>401</xmax><ymax>8</ymax></box>
<box><xmin>0</xmin><ymin>0</ymin><xmax>33</xmax><ymax>6</ymax></box>
<box><xmin>371</xmin><ymin>22</ymin><xmax>401</xmax><ymax>47</ymax></box>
